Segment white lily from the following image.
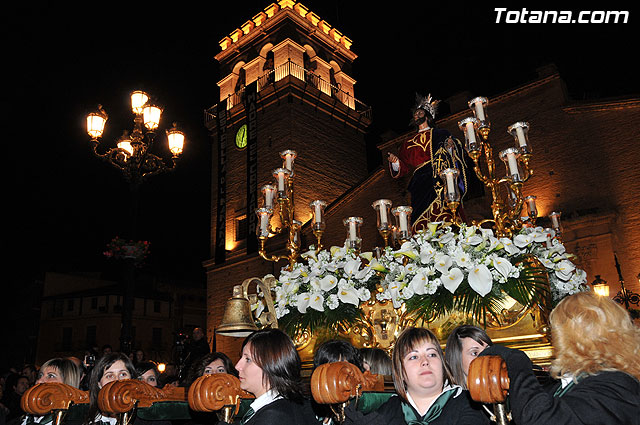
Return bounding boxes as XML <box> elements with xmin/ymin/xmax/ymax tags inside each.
<box><xmin>442</xmin><ymin>267</ymin><xmax>464</xmax><ymax>293</ymax></box>
<box><xmin>409</xmin><ymin>270</ymin><xmax>429</xmax><ymax>295</ymax></box>
<box><xmin>514</xmin><ymin>234</ymin><xmax>533</xmax><ymax>248</ymax></box>
<box><xmin>309</xmin><ymin>292</ymin><xmax>325</xmax><ymax>312</ymax></box>
<box><xmin>343</xmin><ymin>258</ymin><xmax>362</xmax><ymax>278</ymax></box>
<box><xmin>420</xmin><ymin>245</ymin><xmax>437</xmax><ymax>264</ymax></box>
<box><xmin>492</xmin><ymin>257</ymin><xmax>514</xmax><ymax>279</ymax></box>
<box><xmin>555</xmin><ymin>260</ymin><xmax>576</xmax><ymax>281</ymax></box>
<box><xmin>500</xmin><ymin>237</ymin><xmax>521</xmax><ymax>255</ymax></box>
<box><xmin>468</xmin><ymin>264</ymin><xmax>493</xmax><ymax>296</ymax></box>
<box><xmin>337</xmin><ymin>285</ymin><xmax>360</xmax><ymax>306</ymax></box>
<box><xmin>296</xmin><ymin>292</ymin><xmax>311</xmax><ymax>313</ymax></box>
<box><xmin>434</xmin><ymin>253</ymin><xmax>452</xmax><ymax>274</ymax></box>
<box><xmin>320</xmin><ymin>274</ymin><xmax>338</xmax><ymax>291</ymax></box>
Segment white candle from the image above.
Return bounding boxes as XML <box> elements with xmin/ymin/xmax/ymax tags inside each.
<box><xmin>527</xmin><ymin>198</ymin><xmax>537</xmax><ymax>215</ymax></box>
<box><xmin>399</xmin><ymin>212</ymin><xmax>408</xmax><ymax>232</ymax></box>
<box><xmin>264</xmin><ymin>189</ymin><xmax>274</xmax><ymax>208</ymax></box>
<box><xmin>466</xmin><ymin>121</ymin><xmax>477</xmax><ymax>146</ymax></box>
<box><xmin>546</xmin><ymin>233</ymin><xmax>552</xmax><ymax>248</ymax></box>
<box><xmin>379</xmin><ymin>204</ymin><xmax>388</xmax><ymax>225</ymax></box>
<box><xmin>551</xmin><ymin>214</ymin><xmax>559</xmax><ymax>228</ymax></box>
<box><xmin>474</xmin><ymin>102</ymin><xmax>486</xmax><ymax>121</ymax></box>
<box><xmin>507</xmin><ymin>152</ymin><xmax>520</xmax><ymax>178</ymax></box>
<box><xmin>277</xmin><ymin>172</ymin><xmax>285</xmax><ymax>191</ymax></box>
<box><xmin>349</xmin><ymin>221</ymin><xmax>357</xmax><ymax>241</ymax></box>
<box><xmin>260</xmin><ymin>214</ymin><xmax>269</xmax><ymax>234</ymax></box>
<box><xmin>516</xmin><ymin>126</ymin><xmax>527</xmax><ymax>147</ymax></box>
<box><xmin>445</xmin><ymin>172</ymin><xmax>456</xmax><ymax>196</ymax></box>
<box><xmin>314</xmin><ymin>204</ymin><xmax>322</xmax><ymax>224</ymax></box>
<box><xmin>285</xmin><ymin>155</ymin><xmax>292</xmax><ymax>171</ymax></box>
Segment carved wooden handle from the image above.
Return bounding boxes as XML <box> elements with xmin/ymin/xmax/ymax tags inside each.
<box><xmin>467</xmin><ymin>355</ymin><xmax>510</xmax><ymax>404</ymax></box>
<box><xmin>98</xmin><ymin>379</ymin><xmax>187</xmax><ymax>415</ymax></box>
<box><xmin>188</xmin><ymin>374</ymin><xmax>254</xmax><ymax>414</ymax></box>
<box><xmin>311</xmin><ymin>361</ymin><xmax>382</xmax><ymax>405</ymax></box>
<box><xmin>21</xmin><ymin>383</ymin><xmax>89</xmax><ymax>415</ymax></box>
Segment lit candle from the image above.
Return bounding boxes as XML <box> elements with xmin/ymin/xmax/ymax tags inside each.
<box><xmin>474</xmin><ymin>102</ymin><xmax>485</xmax><ymax>121</ymax></box>
<box><xmin>314</xmin><ymin>203</ymin><xmax>322</xmax><ymax>224</ymax></box>
<box><xmin>379</xmin><ymin>204</ymin><xmax>388</xmax><ymax>225</ymax></box>
<box><xmin>546</xmin><ymin>232</ymin><xmax>553</xmax><ymax>248</ymax></box>
<box><xmin>525</xmin><ymin>195</ymin><xmax>537</xmax><ymax>217</ymax></box>
<box><xmin>262</xmin><ymin>185</ymin><xmax>275</xmax><ymax>209</ymax></box>
<box><xmin>506</xmin><ymin>152</ymin><xmax>520</xmax><ymax>179</ymax></box>
<box><xmin>550</xmin><ymin>213</ymin><xmax>560</xmax><ymax>229</ymax></box>
<box><xmin>349</xmin><ymin>220</ymin><xmax>357</xmax><ymax>241</ymax></box>
<box><xmin>445</xmin><ymin>172</ymin><xmax>456</xmax><ymax>196</ymax></box>
<box><xmin>399</xmin><ymin>211</ymin><xmax>408</xmax><ymax>232</ymax></box>
<box><xmin>285</xmin><ymin>154</ymin><xmax>292</xmax><ymax>171</ymax></box>
<box><xmin>260</xmin><ymin>214</ymin><xmax>269</xmax><ymax>234</ymax></box>
<box><xmin>516</xmin><ymin>126</ymin><xmax>527</xmax><ymax>147</ymax></box>
<box><xmin>277</xmin><ymin>171</ymin><xmax>285</xmax><ymax>191</ymax></box>
<box><xmin>465</xmin><ymin>121</ymin><xmax>477</xmax><ymax>147</ymax></box>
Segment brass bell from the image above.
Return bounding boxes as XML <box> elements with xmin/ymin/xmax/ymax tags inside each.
<box><xmin>216</xmin><ymin>285</ymin><xmax>258</xmax><ymax>337</ymax></box>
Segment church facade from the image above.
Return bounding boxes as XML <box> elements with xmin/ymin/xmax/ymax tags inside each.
<box><xmin>204</xmin><ymin>1</ymin><xmax>640</xmax><ymax>357</ymax></box>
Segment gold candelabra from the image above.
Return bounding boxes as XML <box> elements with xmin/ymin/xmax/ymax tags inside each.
<box><xmin>256</xmin><ymin>151</ymin><xmax>302</xmax><ymax>269</ymax></box>
<box><xmin>456</xmin><ymin>97</ymin><xmax>535</xmax><ymax>238</ymax></box>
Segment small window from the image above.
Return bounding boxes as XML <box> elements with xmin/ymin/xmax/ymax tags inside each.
<box><xmin>154</xmin><ymin>301</ymin><xmax>161</xmax><ymax>313</ymax></box>
<box><xmin>62</xmin><ymin>328</ymin><xmax>73</xmax><ymax>351</ymax></box>
<box><xmin>67</xmin><ymin>299</ymin><xmax>75</xmax><ymax>311</ymax></box>
<box><xmin>91</xmin><ymin>298</ymin><xmax>98</xmax><ymax>309</ymax></box>
<box><xmin>152</xmin><ymin>328</ymin><xmax>162</xmax><ymax>347</ymax></box>
<box><xmin>235</xmin><ymin>215</ymin><xmax>248</xmax><ymax>241</ymax></box>
<box><xmin>86</xmin><ymin>325</ymin><xmax>97</xmax><ymax>346</ymax></box>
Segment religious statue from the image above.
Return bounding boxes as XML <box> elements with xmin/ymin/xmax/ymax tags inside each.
<box><xmin>388</xmin><ymin>93</ymin><xmax>481</xmax><ymax>231</ymax></box>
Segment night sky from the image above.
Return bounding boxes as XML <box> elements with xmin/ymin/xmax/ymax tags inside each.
<box><xmin>4</xmin><ymin>1</ymin><xmax>638</xmax><ymax>361</ymax></box>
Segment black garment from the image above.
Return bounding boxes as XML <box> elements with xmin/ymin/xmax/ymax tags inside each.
<box><xmin>343</xmin><ymin>392</ymin><xmax>488</xmax><ymax>425</ymax></box>
<box><xmin>234</xmin><ymin>399</ymin><xmax>320</xmax><ymax>425</ymax></box>
<box><xmin>482</xmin><ymin>345</ymin><xmax>640</xmax><ymax>425</ymax></box>
<box><xmin>181</xmin><ymin>338</ymin><xmax>210</xmax><ymax>374</ymax></box>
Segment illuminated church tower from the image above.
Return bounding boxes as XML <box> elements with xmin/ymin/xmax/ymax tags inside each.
<box><xmin>203</xmin><ymin>1</ymin><xmax>372</xmax><ymax>352</ymax></box>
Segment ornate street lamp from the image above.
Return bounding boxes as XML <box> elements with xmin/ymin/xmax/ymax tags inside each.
<box><xmin>86</xmin><ymin>90</ymin><xmax>185</xmax><ymax>187</ymax></box>
<box><xmin>85</xmin><ymin>90</ymin><xmax>186</xmax><ymax>353</ymax></box>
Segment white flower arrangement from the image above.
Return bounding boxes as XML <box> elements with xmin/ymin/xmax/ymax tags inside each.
<box><xmin>270</xmin><ymin>222</ymin><xmax>588</xmax><ymax>334</ymax></box>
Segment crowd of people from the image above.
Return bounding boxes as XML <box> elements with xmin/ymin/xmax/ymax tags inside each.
<box><xmin>1</xmin><ymin>292</ymin><xmax>639</xmax><ymax>424</ymax></box>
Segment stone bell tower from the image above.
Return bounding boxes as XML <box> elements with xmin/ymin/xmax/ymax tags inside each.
<box><xmin>203</xmin><ymin>1</ymin><xmax>372</xmax><ymax>355</ymax></box>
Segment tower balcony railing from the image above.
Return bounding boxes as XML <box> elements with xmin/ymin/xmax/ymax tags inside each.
<box><xmin>204</xmin><ymin>59</ymin><xmax>372</xmax><ymax>124</ymax></box>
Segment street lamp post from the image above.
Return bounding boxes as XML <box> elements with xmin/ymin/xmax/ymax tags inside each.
<box><xmin>86</xmin><ymin>90</ymin><xmax>185</xmax><ymax>353</ymax></box>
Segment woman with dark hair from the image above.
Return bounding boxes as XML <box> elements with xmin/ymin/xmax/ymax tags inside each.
<box><xmin>185</xmin><ymin>352</ymin><xmax>237</xmax><ymax>387</ymax></box>
<box><xmin>359</xmin><ymin>348</ymin><xmax>392</xmax><ymax>376</ymax></box>
<box><xmin>343</xmin><ymin>327</ymin><xmax>488</xmax><ymax>425</ymax></box>
<box><xmin>312</xmin><ymin>340</ymin><xmax>364</xmax><ymax>423</ymax></box>
<box><xmin>84</xmin><ymin>352</ymin><xmax>136</xmax><ymax>425</ymax></box>
<box><xmin>313</xmin><ymin>340</ymin><xmax>364</xmax><ymax>371</ymax></box>
<box><xmin>481</xmin><ymin>291</ymin><xmax>640</xmax><ymax>424</ymax></box>
<box><xmin>444</xmin><ymin>325</ymin><xmax>492</xmax><ymax>389</ymax></box>
<box><xmin>135</xmin><ymin>361</ymin><xmax>159</xmax><ymax>388</ymax></box>
<box><xmin>234</xmin><ymin>328</ymin><xmax>319</xmax><ymax>424</ymax></box>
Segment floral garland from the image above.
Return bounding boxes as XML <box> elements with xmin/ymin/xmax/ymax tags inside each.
<box><xmin>266</xmin><ymin>223</ymin><xmax>588</xmax><ymax>336</ymax></box>
<box><xmin>103</xmin><ymin>236</ymin><xmax>150</xmax><ymax>266</ymax></box>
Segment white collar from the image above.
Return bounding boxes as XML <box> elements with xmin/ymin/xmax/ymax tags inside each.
<box><xmin>94</xmin><ymin>414</ymin><xmax>118</xmax><ymax>425</ymax></box>
<box><xmin>406</xmin><ymin>383</ymin><xmax>462</xmax><ymax>416</ymax></box>
<box><xmin>560</xmin><ymin>373</ymin><xmax>576</xmax><ymax>388</ymax></box>
<box><xmin>249</xmin><ymin>389</ymin><xmax>281</xmax><ymax>413</ymax></box>
<box><xmin>418</xmin><ymin>126</ymin><xmax>431</xmax><ymax>133</ymax></box>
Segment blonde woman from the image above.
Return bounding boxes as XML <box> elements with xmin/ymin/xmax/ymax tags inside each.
<box><xmin>481</xmin><ymin>291</ymin><xmax>640</xmax><ymax>424</ymax></box>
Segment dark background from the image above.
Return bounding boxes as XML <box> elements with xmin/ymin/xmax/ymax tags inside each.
<box><xmin>3</xmin><ymin>1</ymin><xmax>637</xmax><ymax>365</ymax></box>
